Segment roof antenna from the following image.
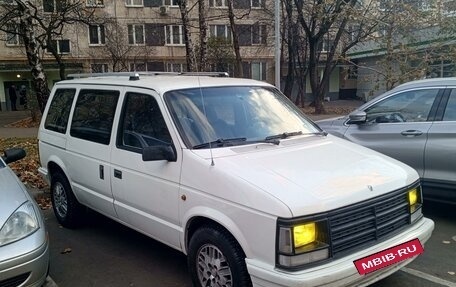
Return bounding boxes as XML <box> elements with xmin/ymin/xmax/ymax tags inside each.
<box><xmin>195</xmin><ymin>63</ymin><xmax>215</xmax><ymax>166</ymax></box>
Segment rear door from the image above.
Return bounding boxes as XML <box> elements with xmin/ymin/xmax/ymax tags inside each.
<box><xmin>110</xmin><ymin>88</ymin><xmax>182</xmax><ymax>249</ymax></box>
<box><xmin>344</xmin><ymin>88</ymin><xmax>443</xmax><ymax>177</ymax></box>
<box><xmin>66</xmin><ymin>87</ymin><xmax>121</xmax><ymax>218</ymax></box>
<box><xmin>423</xmin><ymin>87</ymin><xmax>456</xmax><ymax>201</ymax></box>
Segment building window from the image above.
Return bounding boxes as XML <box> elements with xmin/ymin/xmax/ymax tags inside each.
<box><xmin>89</xmin><ymin>25</ymin><xmax>105</xmax><ymax>45</ymax></box>
<box><xmin>128</xmin><ymin>24</ymin><xmax>145</xmax><ymax>45</ymax></box>
<box><xmin>251</xmin><ymin>0</ymin><xmax>262</xmax><ymax>8</ymax></box>
<box><xmin>91</xmin><ymin>64</ymin><xmax>109</xmax><ymax>73</ymax></box>
<box><xmin>129</xmin><ymin>63</ymin><xmax>147</xmax><ymax>71</ymax></box>
<box><xmin>43</xmin><ymin>0</ymin><xmax>63</xmax><ymax>12</ymax></box>
<box><xmin>209</xmin><ymin>25</ymin><xmax>231</xmax><ymax>41</ymax></box>
<box><xmin>251</xmin><ymin>62</ymin><xmax>266</xmax><ymax>81</ymax></box>
<box><xmin>163</xmin><ymin>0</ymin><xmax>179</xmax><ymax>6</ymax></box>
<box><xmin>6</xmin><ymin>23</ymin><xmax>23</xmax><ymax>46</ymax></box>
<box><xmin>209</xmin><ymin>0</ymin><xmax>227</xmax><ymax>8</ymax></box>
<box><xmin>126</xmin><ymin>0</ymin><xmax>143</xmax><ymax>6</ymax></box>
<box><xmin>318</xmin><ymin>39</ymin><xmax>334</xmax><ymax>53</ymax></box>
<box><xmin>166</xmin><ymin>62</ymin><xmax>186</xmax><ymax>72</ymax></box>
<box><xmin>165</xmin><ymin>25</ymin><xmax>184</xmax><ymax>45</ymax></box>
<box><xmin>251</xmin><ymin>24</ymin><xmax>266</xmax><ymax>45</ymax></box>
<box><xmin>48</xmin><ymin>39</ymin><xmax>71</xmax><ymax>54</ymax></box>
<box><xmin>86</xmin><ymin>0</ymin><xmax>104</xmax><ymax>7</ymax></box>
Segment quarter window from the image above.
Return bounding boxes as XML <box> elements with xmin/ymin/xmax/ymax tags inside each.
<box><xmin>365</xmin><ymin>89</ymin><xmax>440</xmax><ymax>123</ymax></box>
<box><xmin>70</xmin><ymin>90</ymin><xmax>119</xmax><ymax>145</ymax></box>
<box><xmin>44</xmin><ymin>89</ymin><xmax>76</xmax><ymax>133</ymax></box>
<box><xmin>119</xmin><ymin>93</ymin><xmax>172</xmax><ymax>151</ymax></box>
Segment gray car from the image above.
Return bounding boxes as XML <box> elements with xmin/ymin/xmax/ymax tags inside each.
<box><xmin>0</xmin><ymin>148</ymin><xmax>49</xmax><ymax>287</ymax></box>
<box><xmin>318</xmin><ymin>78</ymin><xmax>456</xmax><ymax>204</ymax></box>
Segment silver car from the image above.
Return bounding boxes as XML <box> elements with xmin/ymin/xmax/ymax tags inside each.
<box><xmin>0</xmin><ymin>148</ymin><xmax>49</xmax><ymax>287</ymax></box>
<box><xmin>318</xmin><ymin>78</ymin><xmax>456</xmax><ymax>204</ymax></box>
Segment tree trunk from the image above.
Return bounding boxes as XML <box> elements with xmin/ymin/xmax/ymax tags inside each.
<box><xmin>18</xmin><ymin>2</ymin><xmax>50</xmax><ymax>114</ymax></box>
<box><xmin>179</xmin><ymin>0</ymin><xmax>196</xmax><ymax>71</ymax></box>
<box><xmin>227</xmin><ymin>0</ymin><xmax>243</xmax><ymax>78</ymax></box>
<box><xmin>198</xmin><ymin>0</ymin><xmax>208</xmax><ymax>71</ymax></box>
<box><xmin>283</xmin><ymin>0</ymin><xmax>295</xmax><ymax>99</ymax></box>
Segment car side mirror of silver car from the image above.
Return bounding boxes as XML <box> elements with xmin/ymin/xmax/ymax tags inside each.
<box><xmin>348</xmin><ymin>111</ymin><xmax>367</xmax><ymax>124</ymax></box>
<box><xmin>142</xmin><ymin>145</ymin><xmax>177</xmax><ymax>162</ymax></box>
<box><xmin>2</xmin><ymin>148</ymin><xmax>26</xmax><ymax>164</ymax></box>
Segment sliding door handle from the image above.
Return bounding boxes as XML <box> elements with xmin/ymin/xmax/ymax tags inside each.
<box><xmin>114</xmin><ymin>169</ymin><xmax>122</xmax><ymax>179</ymax></box>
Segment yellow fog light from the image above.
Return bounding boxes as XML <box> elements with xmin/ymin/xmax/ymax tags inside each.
<box><xmin>293</xmin><ymin>223</ymin><xmax>316</xmax><ymax>248</ymax></box>
<box><xmin>408</xmin><ymin>188</ymin><xmax>418</xmax><ymax>206</ymax></box>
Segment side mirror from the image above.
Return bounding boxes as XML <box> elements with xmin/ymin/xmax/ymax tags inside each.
<box><xmin>348</xmin><ymin>111</ymin><xmax>367</xmax><ymax>124</ymax></box>
<box><xmin>142</xmin><ymin>145</ymin><xmax>177</xmax><ymax>162</ymax></box>
<box><xmin>2</xmin><ymin>148</ymin><xmax>26</xmax><ymax>164</ymax></box>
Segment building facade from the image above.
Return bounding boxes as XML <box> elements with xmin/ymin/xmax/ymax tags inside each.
<box><xmin>0</xmin><ymin>0</ymin><xmax>279</xmax><ymax>110</ymax></box>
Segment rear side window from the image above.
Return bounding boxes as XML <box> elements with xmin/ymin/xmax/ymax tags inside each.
<box><xmin>70</xmin><ymin>90</ymin><xmax>119</xmax><ymax>145</ymax></box>
<box><xmin>44</xmin><ymin>89</ymin><xmax>76</xmax><ymax>133</ymax></box>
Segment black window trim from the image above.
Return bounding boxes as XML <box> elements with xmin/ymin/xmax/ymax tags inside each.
<box><xmin>433</xmin><ymin>88</ymin><xmax>452</xmax><ymax>121</ymax></box>
<box><xmin>44</xmin><ymin>88</ymin><xmax>77</xmax><ymax>134</ymax></box>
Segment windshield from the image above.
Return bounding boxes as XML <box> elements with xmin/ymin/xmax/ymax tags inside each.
<box><xmin>165</xmin><ymin>86</ymin><xmax>320</xmax><ymax>149</ymax></box>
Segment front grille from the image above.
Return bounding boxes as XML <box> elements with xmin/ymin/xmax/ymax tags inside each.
<box><xmin>328</xmin><ymin>188</ymin><xmax>411</xmax><ymax>257</ymax></box>
<box><xmin>0</xmin><ymin>273</ymin><xmax>30</xmax><ymax>287</ymax></box>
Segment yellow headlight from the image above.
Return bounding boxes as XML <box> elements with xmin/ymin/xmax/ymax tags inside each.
<box><xmin>408</xmin><ymin>188</ymin><xmax>418</xmax><ymax>205</ymax></box>
<box><xmin>293</xmin><ymin>223</ymin><xmax>316</xmax><ymax>248</ymax></box>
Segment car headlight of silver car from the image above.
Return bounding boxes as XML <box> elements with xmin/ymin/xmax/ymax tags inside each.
<box><xmin>0</xmin><ymin>201</ymin><xmax>39</xmax><ymax>246</ymax></box>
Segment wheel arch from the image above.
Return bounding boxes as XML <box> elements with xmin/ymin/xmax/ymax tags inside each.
<box><xmin>182</xmin><ymin>208</ymin><xmax>251</xmax><ymax>259</ymax></box>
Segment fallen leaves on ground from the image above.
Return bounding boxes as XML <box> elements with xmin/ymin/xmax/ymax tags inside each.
<box><xmin>5</xmin><ymin>116</ymin><xmax>41</xmax><ymax>128</ymax></box>
<box><xmin>0</xmin><ymin>137</ymin><xmax>48</xmax><ymax>189</ymax></box>
<box><xmin>302</xmin><ymin>105</ymin><xmax>357</xmax><ymax>116</ymax></box>
<box><xmin>35</xmin><ymin>193</ymin><xmax>52</xmax><ymax>210</ymax></box>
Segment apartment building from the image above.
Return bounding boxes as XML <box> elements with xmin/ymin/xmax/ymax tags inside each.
<box><xmin>0</xmin><ymin>0</ymin><xmax>274</xmax><ymax>111</ymax></box>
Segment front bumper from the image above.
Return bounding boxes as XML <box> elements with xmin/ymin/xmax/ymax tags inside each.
<box><xmin>247</xmin><ymin>217</ymin><xmax>434</xmax><ymax>287</ymax></box>
<box><xmin>0</xmin><ymin>231</ymin><xmax>50</xmax><ymax>287</ymax></box>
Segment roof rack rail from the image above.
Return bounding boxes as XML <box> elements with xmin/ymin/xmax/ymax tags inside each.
<box><xmin>67</xmin><ymin>71</ymin><xmax>229</xmax><ymax>80</ymax></box>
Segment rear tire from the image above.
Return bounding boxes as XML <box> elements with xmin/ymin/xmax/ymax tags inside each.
<box><xmin>187</xmin><ymin>226</ymin><xmax>252</xmax><ymax>287</ymax></box>
<box><xmin>50</xmin><ymin>172</ymin><xmax>84</xmax><ymax>228</ymax></box>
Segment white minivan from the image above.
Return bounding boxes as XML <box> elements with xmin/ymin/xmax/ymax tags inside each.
<box><xmin>38</xmin><ymin>72</ymin><xmax>434</xmax><ymax>287</ymax></box>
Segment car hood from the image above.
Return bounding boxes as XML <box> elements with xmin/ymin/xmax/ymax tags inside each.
<box><xmin>188</xmin><ymin>135</ymin><xmax>419</xmax><ymax>217</ymax></box>
<box><xmin>0</xmin><ymin>167</ymin><xmax>28</xmax><ymax>225</ymax></box>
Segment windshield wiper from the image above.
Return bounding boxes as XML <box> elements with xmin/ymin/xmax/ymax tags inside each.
<box><xmin>265</xmin><ymin>131</ymin><xmax>303</xmax><ymax>141</ymax></box>
<box><xmin>192</xmin><ymin>137</ymin><xmax>247</xmax><ymax>149</ymax></box>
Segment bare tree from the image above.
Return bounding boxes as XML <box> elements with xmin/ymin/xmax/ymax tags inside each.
<box><xmin>293</xmin><ymin>0</ymin><xmax>381</xmax><ymax>114</ymax></box>
<box><xmin>0</xmin><ymin>0</ymin><xmax>97</xmax><ymax>112</ymax></box>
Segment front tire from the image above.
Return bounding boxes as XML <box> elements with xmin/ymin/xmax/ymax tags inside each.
<box><xmin>50</xmin><ymin>172</ymin><xmax>84</xmax><ymax>228</ymax></box>
<box><xmin>187</xmin><ymin>226</ymin><xmax>252</xmax><ymax>287</ymax></box>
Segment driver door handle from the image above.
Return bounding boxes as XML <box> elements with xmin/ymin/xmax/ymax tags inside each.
<box><xmin>401</xmin><ymin>130</ymin><xmax>423</xmax><ymax>137</ymax></box>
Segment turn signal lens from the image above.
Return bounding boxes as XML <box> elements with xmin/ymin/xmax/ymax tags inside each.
<box><xmin>408</xmin><ymin>188</ymin><xmax>418</xmax><ymax>206</ymax></box>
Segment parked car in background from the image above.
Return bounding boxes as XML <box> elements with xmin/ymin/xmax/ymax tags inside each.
<box><xmin>318</xmin><ymin>78</ymin><xmax>456</xmax><ymax>204</ymax></box>
<box><xmin>0</xmin><ymin>148</ymin><xmax>50</xmax><ymax>287</ymax></box>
